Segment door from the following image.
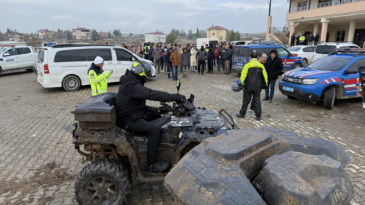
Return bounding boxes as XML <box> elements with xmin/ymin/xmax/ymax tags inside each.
<box><xmin>114</xmin><ymin>49</ymin><xmax>135</xmax><ymax>80</ymax></box>
<box><xmin>305</xmin><ymin>31</ymin><xmax>311</xmax><ymax>45</ymax></box>
<box><xmin>2</xmin><ymin>48</ymin><xmax>21</xmax><ymax>70</ymax></box>
<box><xmin>335</xmin><ymin>30</ymin><xmax>346</xmax><ymax>42</ymax></box>
<box><xmin>342</xmin><ymin>58</ymin><xmax>365</xmax><ymax>97</ymax></box>
<box><xmin>277</xmin><ymin>47</ymin><xmax>292</xmax><ymax>70</ymax></box>
<box><xmin>86</xmin><ymin>48</ymin><xmax>116</xmax><ymax>82</ymax></box>
<box><xmin>302</xmin><ymin>47</ymin><xmax>316</xmax><ymax>63</ymax></box>
<box><xmin>17</xmin><ymin>47</ymin><xmax>34</xmax><ymax>68</ymax></box>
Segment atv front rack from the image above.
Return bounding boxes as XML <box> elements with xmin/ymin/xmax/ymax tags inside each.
<box><xmin>219</xmin><ymin>108</ymin><xmax>240</xmax><ymax>130</ymax></box>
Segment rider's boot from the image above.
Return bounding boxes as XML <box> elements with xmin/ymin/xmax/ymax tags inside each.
<box><xmin>147</xmin><ymin>161</ymin><xmax>169</xmax><ymax>172</ymax></box>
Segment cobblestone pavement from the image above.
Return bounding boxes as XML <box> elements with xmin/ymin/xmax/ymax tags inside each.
<box><xmin>0</xmin><ymin>68</ymin><xmax>365</xmax><ymax>205</ymax></box>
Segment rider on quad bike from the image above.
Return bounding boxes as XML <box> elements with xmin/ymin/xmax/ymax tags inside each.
<box><xmin>116</xmin><ymin>61</ymin><xmax>186</xmax><ymax>172</ymax></box>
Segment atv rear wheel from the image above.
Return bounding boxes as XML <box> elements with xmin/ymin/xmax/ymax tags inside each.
<box><xmin>75</xmin><ymin>158</ymin><xmax>132</xmax><ymax>205</ymax></box>
<box><xmin>323</xmin><ymin>87</ymin><xmax>336</xmax><ymax>109</ymax></box>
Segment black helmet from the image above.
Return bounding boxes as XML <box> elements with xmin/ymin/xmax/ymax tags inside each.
<box><xmin>130</xmin><ymin>61</ymin><xmax>151</xmax><ymax>83</ymax></box>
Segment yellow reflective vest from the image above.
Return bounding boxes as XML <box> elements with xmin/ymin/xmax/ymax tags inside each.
<box><xmin>144</xmin><ymin>46</ymin><xmax>150</xmax><ymax>54</ymax></box>
<box><xmin>88</xmin><ymin>68</ymin><xmax>112</xmax><ymax>96</ymax></box>
<box><xmin>240</xmin><ymin>58</ymin><xmax>268</xmax><ymax>86</ymax></box>
<box><xmin>299</xmin><ymin>36</ymin><xmax>306</xmax><ymax>42</ymax></box>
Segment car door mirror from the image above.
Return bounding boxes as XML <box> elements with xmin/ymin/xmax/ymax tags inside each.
<box><xmin>132</xmin><ymin>57</ymin><xmax>135</xmax><ymax>61</ymax></box>
<box><xmin>3</xmin><ymin>53</ymin><xmax>9</xmax><ymax>57</ymax></box>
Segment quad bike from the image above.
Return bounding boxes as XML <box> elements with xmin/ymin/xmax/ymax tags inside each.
<box><xmin>71</xmin><ymin>80</ymin><xmax>240</xmax><ymax>205</ymax></box>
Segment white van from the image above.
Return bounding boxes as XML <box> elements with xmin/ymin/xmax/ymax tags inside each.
<box><xmin>313</xmin><ymin>43</ymin><xmax>359</xmax><ymax>62</ymax></box>
<box><xmin>37</xmin><ymin>44</ymin><xmax>156</xmax><ymax>91</ymax></box>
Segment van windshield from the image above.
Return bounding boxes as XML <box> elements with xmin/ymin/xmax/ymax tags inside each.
<box><xmin>316</xmin><ymin>45</ymin><xmax>336</xmax><ymax>54</ymax></box>
<box><xmin>307</xmin><ymin>56</ymin><xmax>351</xmax><ymax>71</ymax></box>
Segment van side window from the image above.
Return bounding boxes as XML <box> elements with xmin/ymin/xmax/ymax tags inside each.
<box><xmin>54</xmin><ymin>49</ymin><xmax>87</xmax><ymax>62</ymax></box>
<box><xmin>346</xmin><ymin>58</ymin><xmax>365</xmax><ymax>73</ymax></box>
<box><xmin>115</xmin><ymin>49</ymin><xmax>133</xmax><ymax>61</ymax></box>
<box><xmin>87</xmin><ymin>49</ymin><xmax>112</xmax><ymax>61</ymax></box>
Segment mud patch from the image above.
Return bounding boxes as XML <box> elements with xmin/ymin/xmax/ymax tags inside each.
<box><xmin>0</xmin><ymin>162</ymin><xmax>77</xmax><ymax>205</ymax></box>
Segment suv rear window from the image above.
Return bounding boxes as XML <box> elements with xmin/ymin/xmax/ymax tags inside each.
<box><xmin>316</xmin><ymin>45</ymin><xmax>336</xmax><ymax>54</ymax></box>
<box><xmin>233</xmin><ymin>47</ymin><xmax>250</xmax><ymax>56</ymax></box>
<box><xmin>54</xmin><ymin>49</ymin><xmax>87</xmax><ymax>62</ymax></box>
<box><xmin>288</xmin><ymin>47</ymin><xmax>301</xmax><ymax>51</ymax></box>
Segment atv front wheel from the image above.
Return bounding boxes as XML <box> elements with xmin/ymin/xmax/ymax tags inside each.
<box><xmin>75</xmin><ymin>158</ymin><xmax>132</xmax><ymax>205</ymax></box>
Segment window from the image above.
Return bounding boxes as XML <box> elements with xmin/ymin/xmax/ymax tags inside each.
<box><xmin>316</xmin><ymin>45</ymin><xmax>336</xmax><ymax>54</ymax></box>
<box><xmin>303</xmin><ymin>47</ymin><xmax>315</xmax><ymax>52</ymax></box>
<box><xmin>345</xmin><ymin>58</ymin><xmax>365</xmax><ymax>73</ymax></box>
<box><xmin>288</xmin><ymin>47</ymin><xmax>301</xmax><ymax>51</ymax></box>
<box><xmin>233</xmin><ymin>47</ymin><xmax>250</xmax><ymax>57</ymax></box>
<box><xmin>54</xmin><ymin>49</ymin><xmax>87</xmax><ymax>62</ymax></box>
<box><xmin>307</xmin><ymin>56</ymin><xmax>352</xmax><ymax>71</ymax></box>
<box><xmin>219</xmin><ymin>37</ymin><xmax>223</xmax><ymax>40</ymax></box>
<box><xmin>277</xmin><ymin>47</ymin><xmax>289</xmax><ymax>57</ymax></box>
<box><xmin>16</xmin><ymin>47</ymin><xmax>31</xmax><ymax>54</ymax></box>
<box><xmin>6</xmin><ymin>49</ymin><xmax>19</xmax><ymax>56</ymax></box>
<box><xmin>38</xmin><ymin>50</ymin><xmax>44</xmax><ymax>63</ymax></box>
<box><xmin>87</xmin><ymin>49</ymin><xmax>112</xmax><ymax>61</ymax></box>
<box><xmin>115</xmin><ymin>49</ymin><xmax>133</xmax><ymax>61</ymax></box>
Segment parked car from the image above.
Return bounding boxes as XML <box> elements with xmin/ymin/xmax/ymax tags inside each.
<box><xmin>232</xmin><ymin>45</ymin><xmax>303</xmax><ymax>74</ymax></box>
<box><xmin>0</xmin><ymin>46</ymin><xmax>37</xmax><ymax>74</ymax></box>
<box><xmin>288</xmin><ymin>45</ymin><xmax>316</xmax><ymax>65</ymax></box>
<box><xmin>36</xmin><ymin>44</ymin><xmax>156</xmax><ymax>92</ymax></box>
<box><xmin>279</xmin><ymin>49</ymin><xmax>365</xmax><ymax>109</ymax></box>
<box><xmin>313</xmin><ymin>43</ymin><xmax>359</xmax><ymax>62</ymax></box>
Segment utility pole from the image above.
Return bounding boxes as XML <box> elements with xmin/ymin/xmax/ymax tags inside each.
<box><xmin>266</xmin><ymin>0</ymin><xmax>272</xmax><ymax>41</ymax></box>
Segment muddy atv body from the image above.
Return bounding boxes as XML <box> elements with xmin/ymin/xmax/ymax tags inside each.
<box><xmin>71</xmin><ymin>92</ymin><xmax>239</xmax><ymax>204</ymax></box>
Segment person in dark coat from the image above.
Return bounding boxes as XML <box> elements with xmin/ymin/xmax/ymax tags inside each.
<box><xmin>290</xmin><ymin>33</ymin><xmax>295</xmax><ymax>47</ymax></box>
<box><xmin>196</xmin><ymin>46</ymin><xmax>207</xmax><ymax>75</ymax></box>
<box><xmin>354</xmin><ymin>33</ymin><xmax>361</xmax><ymax>47</ymax></box>
<box><xmin>296</xmin><ymin>35</ymin><xmax>300</xmax><ymax>46</ymax></box>
<box><xmin>308</xmin><ymin>33</ymin><xmax>314</xmax><ymax>45</ymax></box>
<box><xmin>207</xmin><ymin>45</ymin><xmax>215</xmax><ymax>74</ymax></box>
<box><xmin>314</xmin><ymin>33</ymin><xmax>320</xmax><ymax>46</ymax></box>
<box><xmin>166</xmin><ymin>48</ymin><xmax>173</xmax><ymax>78</ymax></box>
<box><xmin>263</xmin><ymin>50</ymin><xmax>283</xmax><ymax>103</ymax></box>
<box><xmin>115</xmin><ymin>66</ymin><xmax>186</xmax><ymax>172</ymax></box>
<box><xmin>180</xmin><ymin>48</ymin><xmax>191</xmax><ymax>78</ymax></box>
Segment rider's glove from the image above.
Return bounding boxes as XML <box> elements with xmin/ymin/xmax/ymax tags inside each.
<box><xmin>171</xmin><ymin>94</ymin><xmax>186</xmax><ymax>104</ymax></box>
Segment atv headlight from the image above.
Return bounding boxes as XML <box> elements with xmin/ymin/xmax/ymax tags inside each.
<box><xmin>302</xmin><ymin>78</ymin><xmax>318</xmax><ymax>85</ymax></box>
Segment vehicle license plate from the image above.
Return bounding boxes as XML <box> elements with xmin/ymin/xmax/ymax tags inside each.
<box><xmin>283</xmin><ymin>86</ymin><xmax>294</xmax><ymax>92</ymax></box>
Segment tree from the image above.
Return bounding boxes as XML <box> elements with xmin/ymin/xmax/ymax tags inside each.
<box><xmin>187</xmin><ymin>29</ymin><xmax>193</xmax><ymax>40</ymax></box>
<box><xmin>113</xmin><ymin>29</ymin><xmax>121</xmax><ymax>37</ymax></box>
<box><xmin>91</xmin><ymin>29</ymin><xmax>99</xmax><ymax>41</ymax></box>
<box><xmin>0</xmin><ymin>31</ymin><xmax>3</xmax><ymax>41</ymax></box>
<box><xmin>196</xmin><ymin>28</ymin><xmax>200</xmax><ymax>38</ymax></box>
<box><xmin>129</xmin><ymin>33</ymin><xmax>133</xmax><ymax>37</ymax></box>
<box><xmin>236</xmin><ymin>31</ymin><xmax>241</xmax><ymax>40</ymax></box>
<box><xmin>165</xmin><ymin>33</ymin><xmax>176</xmax><ymax>44</ymax></box>
<box><xmin>108</xmin><ymin>31</ymin><xmax>112</xmax><ymax>38</ymax></box>
<box><xmin>228</xmin><ymin>29</ymin><xmax>235</xmax><ymax>41</ymax></box>
<box><xmin>66</xmin><ymin>30</ymin><xmax>73</xmax><ymax>40</ymax></box>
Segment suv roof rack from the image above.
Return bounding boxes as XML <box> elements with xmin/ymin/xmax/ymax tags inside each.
<box><xmin>51</xmin><ymin>44</ymin><xmax>115</xmax><ymax>48</ymax></box>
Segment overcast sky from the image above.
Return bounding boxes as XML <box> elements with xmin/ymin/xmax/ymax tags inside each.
<box><xmin>0</xmin><ymin>0</ymin><xmax>289</xmax><ymax>34</ymax></box>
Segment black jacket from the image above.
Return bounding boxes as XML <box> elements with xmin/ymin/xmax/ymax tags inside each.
<box><xmin>291</xmin><ymin>35</ymin><xmax>295</xmax><ymax>42</ymax></box>
<box><xmin>224</xmin><ymin>49</ymin><xmax>233</xmax><ymax>60</ymax></box>
<box><xmin>308</xmin><ymin>35</ymin><xmax>314</xmax><ymax>42</ymax></box>
<box><xmin>166</xmin><ymin>50</ymin><xmax>172</xmax><ymax>63</ymax></box>
<box><xmin>115</xmin><ymin>70</ymin><xmax>180</xmax><ymax>127</ymax></box>
<box><xmin>208</xmin><ymin>48</ymin><xmax>215</xmax><ymax>60</ymax></box>
<box><xmin>218</xmin><ymin>47</ymin><xmax>225</xmax><ymax>59</ymax></box>
<box><xmin>295</xmin><ymin>36</ymin><xmax>300</xmax><ymax>42</ymax></box>
<box><xmin>314</xmin><ymin>35</ymin><xmax>319</xmax><ymax>42</ymax></box>
<box><xmin>354</xmin><ymin>35</ymin><xmax>361</xmax><ymax>42</ymax></box>
<box><xmin>265</xmin><ymin>51</ymin><xmax>283</xmax><ymax>80</ymax></box>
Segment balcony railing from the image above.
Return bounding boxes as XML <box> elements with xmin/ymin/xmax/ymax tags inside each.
<box><xmin>289</xmin><ymin>0</ymin><xmax>363</xmax><ymax>13</ymax></box>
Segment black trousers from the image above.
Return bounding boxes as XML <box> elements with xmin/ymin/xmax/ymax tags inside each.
<box><xmin>213</xmin><ymin>57</ymin><xmax>217</xmax><ymax>66</ymax></box>
<box><xmin>198</xmin><ymin>59</ymin><xmax>205</xmax><ymax>73</ymax></box>
<box><xmin>290</xmin><ymin>41</ymin><xmax>294</xmax><ymax>46</ymax></box>
<box><xmin>208</xmin><ymin>58</ymin><xmax>213</xmax><ymax>72</ymax></box>
<box><xmin>240</xmin><ymin>89</ymin><xmax>262</xmax><ymax>118</ymax></box>
<box><xmin>121</xmin><ymin>113</ymin><xmax>161</xmax><ymax>164</ymax></box>
<box><xmin>144</xmin><ymin>54</ymin><xmax>149</xmax><ymax>60</ymax></box>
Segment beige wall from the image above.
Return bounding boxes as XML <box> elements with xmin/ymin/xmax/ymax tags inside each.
<box><xmin>75</xmin><ymin>30</ymin><xmax>91</xmax><ymax>40</ymax></box>
<box><xmin>207</xmin><ymin>29</ymin><xmax>227</xmax><ymax>42</ymax></box>
<box><xmin>287</xmin><ymin>1</ymin><xmax>365</xmax><ymax>21</ymax></box>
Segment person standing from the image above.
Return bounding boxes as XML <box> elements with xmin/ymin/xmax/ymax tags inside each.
<box><xmin>224</xmin><ymin>45</ymin><xmax>232</xmax><ymax>75</ymax></box>
<box><xmin>149</xmin><ymin>45</ymin><xmax>154</xmax><ymax>63</ymax></box>
<box><xmin>170</xmin><ymin>47</ymin><xmax>181</xmax><ymax>80</ymax></box>
<box><xmin>88</xmin><ymin>56</ymin><xmax>113</xmax><ymax>96</ymax></box>
<box><xmin>236</xmin><ymin>52</ymin><xmax>268</xmax><ymax>121</ymax></box>
<box><xmin>190</xmin><ymin>46</ymin><xmax>197</xmax><ymax>73</ymax></box>
<box><xmin>314</xmin><ymin>33</ymin><xmax>319</xmax><ymax>46</ymax></box>
<box><xmin>263</xmin><ymin>50</ymin><xmax>283</xmax><ymax>103</ymax></box>
<box><xmin>181</xmin><ymin>48</ymin><xmax>190</xmax><ymax>78</ymax></box>
<box><xmin>196</xmin><ymin>46</ymin><xmax>207</xmax><ymax>75</ymax></box>
<box><xmin>162</xmin><ymin>49</ymin><xmax>167</xmax><ymax>74</ymax></box>
<box><xmin>290</xmin><ymin>33</ymin><xmax>295</xmax><ymax>47</ymax></box>
<box><xmin>214</xmin><ymin>45</ymin><xmax>218</xmax><ymax>67</ymax></box>
<box><xmin>299</xmin><ymin>34</ymin><xmax>306</xmax><ymax>45</ymax></box>
<box><xmin>144</xmin><ymin>43</ymin><xmax>151</xmax><ymax>60</ymax></box>
<box><xmin>308</xmin><ymin>33</ymin><xmax>314</xmax><ymax>45</ymax></box>
<box><xmin>152</xmin><ymin>46</ymin><xmax>163</xmax><ymax>74</ymax></box>
<box><xmin>354</xmin><ymin>33</ymin><xmax>361</xmax><ymax>47</ymax></box>
<box><xmin>218</xmin><ymin>45</ymin><xmax>225</xmax><ymax>72</ymax></box>
<box><xmin>296</xmin><ymin>35</ymin><xmax>300</xmax><ymax>46</ymax></box>
<box><xmin>249</xmin><ymin>52</ymin><xmax>267</xmax><ymax>115</ymax></box>
<box><xmin>166</xmin><ymin>48</ymin><xmax>173</xmax><ymax>78</ymax></box>
<box><xmin>207</xmin><ymin>45</ymin><xmax>214</xmax><ymax>74</ymax></box>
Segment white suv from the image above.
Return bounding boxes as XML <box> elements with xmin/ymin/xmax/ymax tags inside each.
<box><xmin>313</xmin><ymin>43</ymin><xmax>360</xmax><ymax>62</ymax></box>
<box><xmin>0</xmin><ymin>46</ymin><xmax>37</xmax><ymax>74</ymax></box>
<box><xmin>37</xmin><ymin>45</ymin><xmax>156</xmax><ymax>91</ymax></box>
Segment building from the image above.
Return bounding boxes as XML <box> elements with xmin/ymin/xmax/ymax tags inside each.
<box><xmin>99</xmin><ymin>32</ymin><xmax>108</xmax><ymax>38</ymax></box>
<box><xmin>269</xmin><ymin>0</ymin><xmax>365</xmax><ymax>46</ymax></box>
<box><xmin>8</xmin><ymin>32</ymin><xmax>24</xmax><ymax>42</ymax></box>
<box><xmin>145</xmin><ymin>32</ymin><xmax>166</xmax><ymax>43</ymax></box>
<box><xmin>38</xmin><ymin>29</ymin><xmax>54</xmax><ymax>39</ymax></box>
<box><xmin>206</xmin><ymin>26</ymin><xmax>227</xmax><ymax>42</ymax></box>
<box><xmin>73</xmin><ymin>27</ymin><xmax>91</xmax><ymax>40</ymax></box>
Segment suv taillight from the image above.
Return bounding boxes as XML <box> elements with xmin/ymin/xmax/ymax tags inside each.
<box><xmin>293</xmin><ymin>54</ymin><xmax>298</xmax><ymax>56</ymax></box>
<box><xmin>44</xmin><ymin>64</ymin><xmax>49</xmax><ymax>74</ymax></box>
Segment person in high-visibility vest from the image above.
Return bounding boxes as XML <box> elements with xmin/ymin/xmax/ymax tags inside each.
<box><xmin>299</xmin><ymin>34</ymin><xmax>306</xmax><ymax>45</ymax></box>
<box><xmin>144</xmin><ymin>42</ymin><xmax>151</xmax><ymax>60</ymax></box>
<box><xmin>87</xmin><ymin>56</ymin><xmax>113</xmax><ymax>96</ymax></box>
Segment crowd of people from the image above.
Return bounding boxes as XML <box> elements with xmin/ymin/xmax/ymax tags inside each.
<box><xmin>138</xmin><ymin>42</ymin><xmax>234</xmax><ymax>80</ymax></box>
<box><xmin>290</xmin><ymin>33</ymin><xmax>320</xmax><ymax>46</ymax></box>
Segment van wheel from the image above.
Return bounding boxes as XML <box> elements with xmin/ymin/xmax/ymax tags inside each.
<box><xmin>63</xmin><ymin>75</ymin><xmax>81</xmax><ymax>91</ymax></box>
<box><xmin>293</xmin><ymin>63</ymin><xmax>302</xmax><ymax>70</ymax></box>
<box><xmin>323</xmin><ymin>87</ymin><xmax>336</xmax><ymax>109</ymax></box>
<box><xmin>303</xmin><ymin>59</ymin><xmax>308</xmax><ymax>66</ymax></box>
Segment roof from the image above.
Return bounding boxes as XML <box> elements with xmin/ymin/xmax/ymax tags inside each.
<box><xmin>74</xmin><ymin>27</ymin><xmax>90</xmax><ymax>30</ymax></box>
<box><xmin>207</xmin><ymin>26</ymin><xmax>227</xmax><ymax>30</ymax></box>
<box><xmin>145</xmin><ymin>32</ymin><xmax>165</xmax><ymax>35</ymax></box>
<box><xmin>38</xmin><ymin>29</ymin><xmax>52</xmax><ymax>32</ymax></box>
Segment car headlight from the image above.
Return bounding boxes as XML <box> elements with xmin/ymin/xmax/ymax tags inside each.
<box><xmin>302</xmin><ymin>78</ymin><xmax>318</xmax><ymax>85</ymax></box>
